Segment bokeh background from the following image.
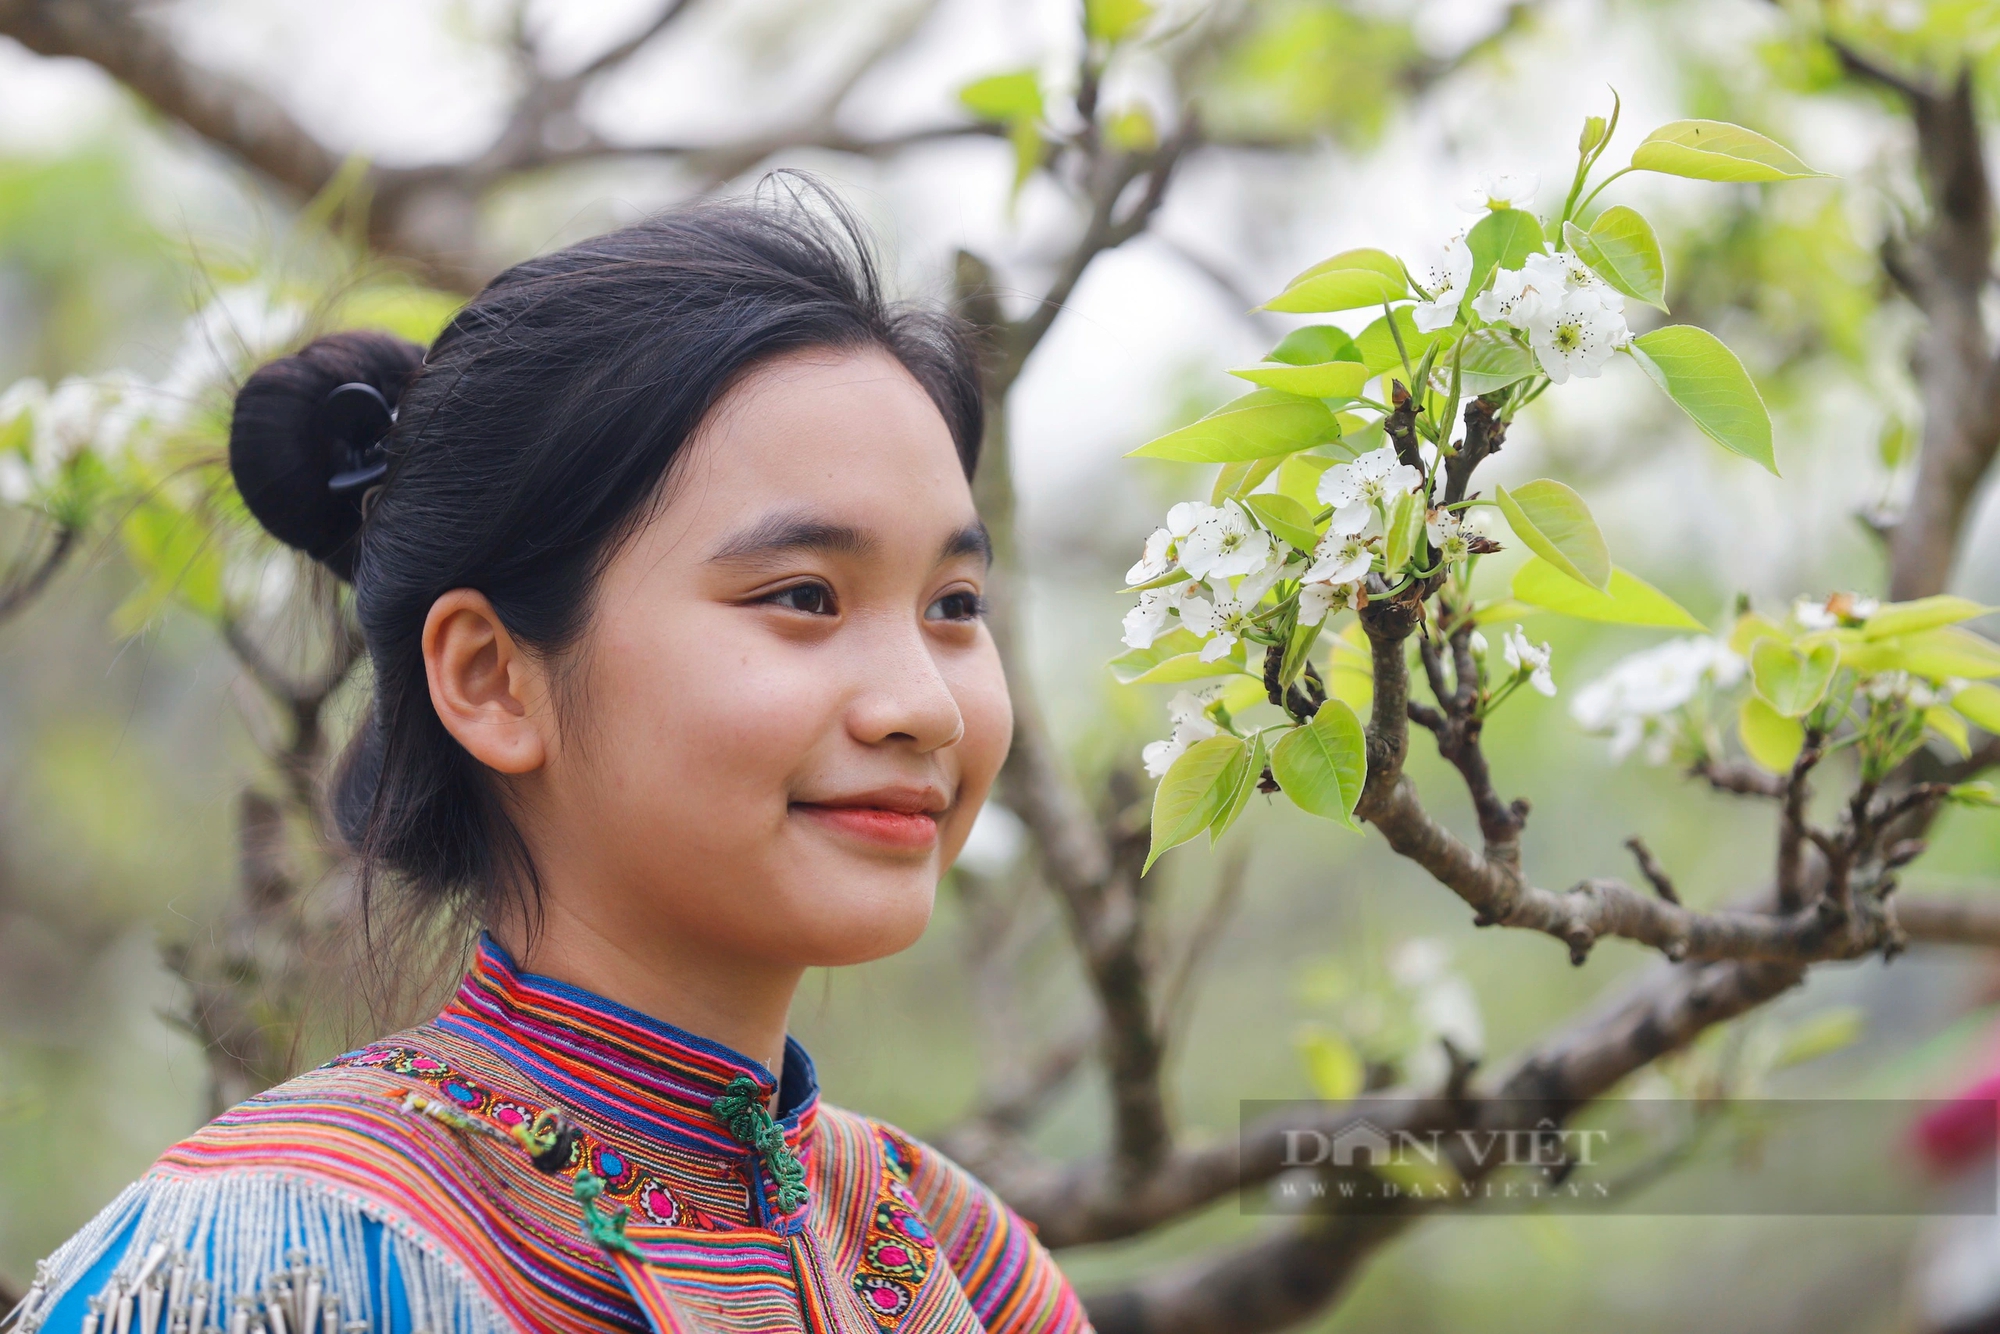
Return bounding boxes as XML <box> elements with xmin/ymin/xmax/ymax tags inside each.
<box><xmin>3</xmin><ymin>1</ymin><xmax>2000</xmax><ymax>1331</ymax></box>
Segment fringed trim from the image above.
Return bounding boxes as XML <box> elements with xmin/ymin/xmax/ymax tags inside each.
<box><xmin>5</xmin><ymin>1170</ymin><xmax>514</xmax><ymax>1334</ymax></box>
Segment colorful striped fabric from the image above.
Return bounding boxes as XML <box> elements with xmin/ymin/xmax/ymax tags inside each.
<box><xmin>13</xmin><ymin>936</ymin><xmax>1094</xmax><ymax>1334</ymax></box>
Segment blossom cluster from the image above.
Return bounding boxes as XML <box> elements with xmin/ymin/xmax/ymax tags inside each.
<box><xmin>0</xmin><ymin>285</ymin><xmax>304</xmax><ymax>510</ymax></box>
<box><xmin>1121</xmin><ymin>443</ymin><xmax>1431</xmax><ymax>665</ymax></box>
<box><xmin>1569</xmin><ymin>635</ymin><xmax>1746</xmax><ymax>762</ymax></box>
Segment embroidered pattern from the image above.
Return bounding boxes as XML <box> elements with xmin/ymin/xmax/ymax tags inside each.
<box><xmin>851</xmin><ymin>1130</ymin><xmax>938</xmax><ymax>1327</ymax></box>
<box><xmin>344</xmin><ymin>1045</ymin><xmax>707</xmax><ymax>1228</ymax></box>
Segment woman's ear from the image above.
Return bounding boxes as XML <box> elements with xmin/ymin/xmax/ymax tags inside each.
<box><xmin>422</xmin><ymin>589</ymin><xmax>554</xmax><ymax>775</ymax></box>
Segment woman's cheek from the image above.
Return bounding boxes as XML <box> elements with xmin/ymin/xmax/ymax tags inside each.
<box><xmin>597</xmin><ymin>610</ymin><xmax>823</xmax><ymax>825</ymax></box>
<box><xmin>941</xmin><ymin>642</ymin><xmax>1014</xmax><ymax>854</ymax></box>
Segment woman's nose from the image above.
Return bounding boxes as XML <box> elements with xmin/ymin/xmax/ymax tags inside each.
<box><xmin>842</xmin><ymin>614</ymin><xmax>964</xmax><ymax>751</ymax></box>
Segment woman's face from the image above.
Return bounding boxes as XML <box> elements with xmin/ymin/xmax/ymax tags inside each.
<box><xmin>522</xmin><ymin>345</ymin><xmax>1011</xmax><ymax>972</ymax></box>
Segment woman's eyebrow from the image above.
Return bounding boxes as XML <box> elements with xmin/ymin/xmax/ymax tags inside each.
<box><xmin>706</xmin><ymin>512</ymin><xmax>876</xmax><ymax>565</ymax></box>
<box><xmin>940</xmin><ymin>520</ymin><xmax>993</xmax><ymax>568</ymax></box>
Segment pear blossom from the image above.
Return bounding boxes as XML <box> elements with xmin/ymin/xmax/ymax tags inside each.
<box><xmin>1305</xmin><ymin>512</ymin><xmax>1379</xmax><ymax>586</ymax></box>
<box><xmin>1122</xmin><ymin>584</ymin><xmax>1184</xmax><ymax>650</ymax></box>
<box><xmin>1470</xmin><ymin>263</ymin><xmax>1557</xmax><ymax>329</ymax></box>
<box><xmin>1425</xmin><ymin>509</ymin><xmax>1475</xmax><ymax>565</ymax></box>
<box><xmin>1458</xmin><ymin>171</ymin><xmax>1539</xmax><ymax>214</ymax></box>
<box><xmin>1524</xmin><ymin>248</ymin><xmax>1618</xmax><ymax>307</ymax></box>
<box><xmin>1863</xmin><ymin>670</ymin><xmax>1957</xmax><ymax>709</ymax></box>
<box><xmin>1526</xmin><ymin>286</ymin><xmax>1629</xmax><ymax>383</ymax></box>
<box><xmin>1502</xmin><ymin>624</ymin><xmax>1556</xmax><ymax>696</ymax></box>
<box><xmin>1178</xmin><ymin>499</ymin><xmax>1272</xmax><ymax>581</ymax></box>
<box><xmin>1181</xmin><ymin>586</ymin><xmax>1259</xmax><ymax>661</ymax></box>
<box><xmin>1469</xmin><ymin>629</ymin><xmax>1489</xmax><ymax>658</ymax></box>
<box><xmin>1142</xmin><ymin>688</ymin><xmax>1222</xmax><ymax>777</ymax></box>
<box><xmin>1125</xmin><ymin>500</ymin><xmax>1210</xmax><ymax>585</ymax></box>
<box><xmin>1317</xmin><ymin>445</ymin><xmax>1423</xmax><ymax>535</ymax></box>
<box><xmin>1298</xmin><ymin>577</ymin><xmax>1360</xmax><ymax>627</ymax></box>
<box><xmin>1412</xmin><ymin>233</ymin><xmax>1473</xmax><ymax>334</ymax></box>
<box><xmin>1126</xmin><ymin>527</ymin><xmax>1174</xmax><ymax>586</ymax></box>
<box><xmin>1570</xmin><ymin>636</ymin><xmax>1746</xmax><ymax>762</ymax></box>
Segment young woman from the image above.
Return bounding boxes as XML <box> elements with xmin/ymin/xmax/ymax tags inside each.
<box><xmin>10</xmin><ymin>192</ymin><xmax>1091</xmax><ymax>1334</ymax></box>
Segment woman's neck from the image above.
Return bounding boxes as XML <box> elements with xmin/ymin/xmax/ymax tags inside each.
<box><xmin>488</xmin><ymin>897</ymin><xmax>802</xmax><ymax>1114</ymax></box>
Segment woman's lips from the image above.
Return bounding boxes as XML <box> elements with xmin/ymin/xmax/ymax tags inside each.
<box><xmin>794</xmin><ymin>804</ymin><xmax>939</xmax><ymax>850</ymax></box>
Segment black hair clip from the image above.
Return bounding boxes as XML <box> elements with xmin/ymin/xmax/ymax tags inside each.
<box><xmin>322</xmin><ymin>381</ymin><xmax>396</xmax><ymax>496</ymax></box>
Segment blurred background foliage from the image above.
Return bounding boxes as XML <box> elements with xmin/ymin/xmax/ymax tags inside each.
<box><xmin>1</xmin><ymin>0</ymin><xmax>1999</xmax><ymax>1331</ymax></box>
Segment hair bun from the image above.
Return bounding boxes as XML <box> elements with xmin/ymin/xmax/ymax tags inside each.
<box><xmin>229</xmin><ymin>330</ymin><xmax>426</xmax><ymax>581</ymax></box>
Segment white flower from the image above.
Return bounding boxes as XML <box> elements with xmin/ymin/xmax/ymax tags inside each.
<box><xmin>1305</xmin><ymin>512</ymin><xmax>1378</xmax><ymax>586</ymax></box>
<box><xmin>1425</xmin><ymin>508</ymin><xmax>1475</xmax><ymax>565</ymax></box>
<box><xmin>1470</xmin><ymin>264</ymin><xmax>1556</xmax><ymax>329</ymax></box>
<box><xmin>1458</xmin><ymin>171</ymin><xmax>1540</xmax><ymax>214</ymax></box>
<box><xmin>1182</xmin><ymin>582</ymin><xmax>1264</xmax><ymax>661</ymax></box>
<box><xmin>1299</xmin><ymin>578</ymin><xmax>1360</xmax><ymax>627</ymax></box>
<box><xmin>1412</xmin><ymin>233</ymin><xmax>1472</xmax><ymax>334</ymax></box>
<box><xmin>1502</xmin><ymin>624</ymin><xmax>1556</xmax><ymax>697</ymax></box>
<box><xmin>1469</xmin><ymin>629</ymin><xmax>1489</xmax><ymax>658</ymax></box>
<box><xmin>1142</xmin><ymin>688</ymin><xmax>1222</xmax><ymax>776</ymax></box>
<box><xmin>1791</xmin><ymin>597</ymin><xmax>1837</xmax><ymax>631</ymax></box>
<box><xmin>1317</xmin><ymin>445</ymin><xmax>1423</xmax><ymax>535</ymax></box>
<box><xmin>1526</xmin><ymin>286</ymin><xmax>1629</xmax><ymax>384</ymax></box>
<box><xmin>1122</xmin><ymin>585</ymin><xmax>1178</xmax><ymax>650</ymax></box>
<box><xmin>1569</xmin><ymin>636</ymin><xmax>1744</xmax><ymax>763</ymax></box>
<box><xmin>1126</xmin><ymin>526</ymin><xmax>1174</xmax><ymax>586</ymax></box>
<box><xmin>1178</xmin><ymin>499</ymin><xmax>1272</xmax><ymax>581</ymax></box>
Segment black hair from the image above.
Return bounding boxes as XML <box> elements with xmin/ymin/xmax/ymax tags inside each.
<box><xmin>228</xmin><ymin>184</ymin><xmax>984</xmax><ymax>938</ymax></box>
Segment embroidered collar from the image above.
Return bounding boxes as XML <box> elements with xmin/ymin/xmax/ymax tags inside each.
<box><xmin>434</xmin><ymin>934</ymin><xmax>821</xmax><ymax>1165</ymax></box>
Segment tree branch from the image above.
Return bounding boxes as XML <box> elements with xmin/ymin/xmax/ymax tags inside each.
<box><xmin>1832</xmin><ymin>41</ymin><xmax>2000</xmax><ymax>599</ymax></box>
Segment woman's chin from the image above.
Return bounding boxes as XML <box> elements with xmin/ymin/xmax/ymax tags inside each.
<box><xmin>778</xmin><ymin>880</ymin><xmax>937</xmax><ymax>967</ymax></box>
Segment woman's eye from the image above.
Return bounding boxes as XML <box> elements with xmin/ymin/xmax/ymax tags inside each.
<box><xmin>926</xmin><ymin>589</ymin><xmax>989</xmax><ymax>622</ymax></box>
<box><xmin>764</xmin><ymin>581</ymin><xmax>837</xmax><ymax>615</ymax></box>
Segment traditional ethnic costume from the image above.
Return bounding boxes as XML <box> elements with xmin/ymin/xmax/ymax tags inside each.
<box><xmin>10</xmin><ymin>937</ymin><xmax>1093</xmax><ymax>1334</ymax></box>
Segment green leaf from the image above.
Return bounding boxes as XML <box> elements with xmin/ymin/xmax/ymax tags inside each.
<box><xmin>1770</xmin><ymin>1007</ymin><xmax>1865</xmax><ymax>1070</ymax></box>
<box><xmin>1269</xmin><ymin>325</ymin><xmax>1362</xmax><ymax>366</ymax></box>
<box><xmin>1863</xmin><ymin>595</ymin><xmax>1996</xmax><ymax>641</ymax></box>
<box><xmin>1453</xmin><ymin>327</ymin><xmax>1538</xmax><ymax>395</ymax></box>
<box><xmin>1128</xmin><ymin>389</ymin><xmax>1337</xmax><ymax>463</ymax></box>
<box><xmin>1628</xmin><ymin>326</ymin><xmax>1776</xmax><ymax>474</ymax></box>
<box><xmin>1209</xmin><ymin>732</ymin><xmax>1266</xmax><ymax>844</ymax></box>
<box><xmin>1111</xmin><ymin>628</ymin><xmax>1227</xmax><ymax>683</ymax></box>
<box><xmin>1630</xmin><ymin>119</ymin><xmax>1827</xmax><ymax>182</ymax></box>
<box><xmin>1563</xmin><ymin>207</ymin><xmax>1667</xmax><ymax>311</ymax></box>
<box><xmin>1739</xmin><ymin>696</ymin><xmax>1805</xmax><ymax>771</ymax></box>
<box><xmin>1270</xmin><ymin>700</ymin><xmax>1367</xmax><ymax>829</ymax></box>
<box><xmin>1750</xmin><ymin>638</ymin><xmax>1838</xmax><ymax>717</ymax></box>
<box><xmin>1897</xmin><ymin>627</ymin><xmax>2000</xmax><ymax>680</ymax></box>
<box><xmin>1382</xmin><ymin>490</ymin><xmax>1422</xmax><ymax>573</ymax></box>
<box><xmin>1229</xmin><ymin>359</ymin><xmax>1372</xmax><ymax>399</ymax></box>
<box><xmin>114</xmin><ymin>498</ymin><xmax>225</xmax><ymax>634</ymax></box>
<box><xmin>1511</xmin><ymin>559</ymin><xmax>1706</xmax><ymax>629</ymax></box>
<box><xmin>1243</xmin><ymin>493</ymin><xmax>1321</xmax><ymax>553</ymax></box>
<box><xmin>1952</xmin><ymin>681</ymin><xmax>2000</xmax><ymax>733</ymax></box>
<box><xmin>1927</xmin><ymin>707</ymin><xmax>1971</xmax><ymax>757</ymax></box>
<box><xmin>1465</xmin><ymin>207</ymin><xmax>1544</xmax><ymax>301</ymax></box>
<box><xmin>335</xmin><ymin>284</ymin><xmax>465</xmax><ymax>344</ymax></box>
<box><xmin>1145</xmin><ymin>735</ymin><xmax>1246</xmax><ymax>872</ymax></box>
<box><xmin>959</xmin><ymin>70</ymin><xmax>1043</xmax><ymax>122</ymax></box>
<box><xmin>1277</xmin><ymin>454</ymin><xmax>1338</xmax><ymax>510</ymax></box>
<box><xmin>1111</xmin><ymin>642</ymin><xmax>1251</xmax><ymax>686</ymax></box>
<box><xmin>1210</xmin><ymin>456</ymin><xmax>1284</xmax><ymax>505</ymax></box>
<box><xmin>1948</xmin><ymin>780</ymin><xmax>2000</xmax><ymax>808</ymax></box>
<box><xmin>1494</xmin><ymin>479</ymin><xmax>1611</xmax><ymax>591</ymax></box>
<box><xmin>1264</xmin><ymin>248</ymin><xmax>1409</xmax><ymax>313</ymax></box>
<box><xmin>1085</xmin><ymin>0</ymin><xmax>1153</xmax><ymax>42</ymax></box>
<box><xmin>1355</xmin><ymin>308</ymin><xmax>1453</xmax><ymax>378</ymax></box>
<box><xmin>1297</xmin><ymin>1027</ymin><xmax>1365</xmax><ymax>1100</ymax></box>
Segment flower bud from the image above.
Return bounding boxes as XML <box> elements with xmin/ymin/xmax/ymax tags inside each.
<box><xmin>1578</xmin><ymin>116</ymin><xmax>1607</xmax><ymax>154</ymax></box>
